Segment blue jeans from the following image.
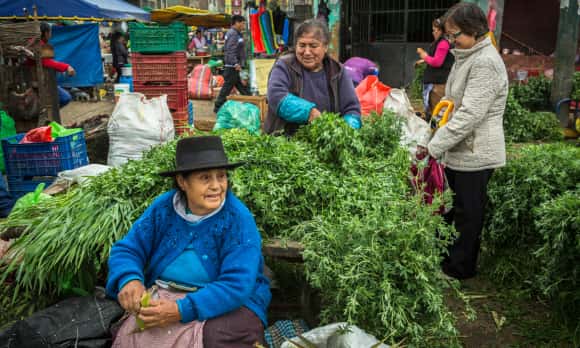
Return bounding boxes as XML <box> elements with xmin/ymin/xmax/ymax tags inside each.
<box><xmin>0</xmin><ymin>176</ymin><xmax>15</xmax><ymax>218</ymax></box>
<box><xmin>58</xmin><ymin>86</ymin><xmax>72</xmax><ymax>107</ymax></box>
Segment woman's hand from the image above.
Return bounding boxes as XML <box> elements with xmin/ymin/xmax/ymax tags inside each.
<box><xmin>138</xmin><ymin>299</ymin><xmax>181</xmax><ymax>329</ymax></box>
<box><xmin>414</xmin><ymin>59</ymin><xmax>425</xmax><ymax>67</ymax></box>
<box><xmin>416</xmin><ymin>48</ymin><xmax>427</xmax><ymax>59</ymax></box>
<box><xmin>118</xmin><ymin>280</ymin><xmax>145</xmax><ymax>313</ymax></box>
<box><xmin>308</xmin><ymin>108</ymin><xmax>321</xmax><ymax>123</ymax></box>
<box><xmin>66</xmin><ymin>66</ymin><xmax>76</xmax><ymax>76</ymax></box>
<box><xmin>416</xmin><ymin>145</ymin><xmax>429</xmax><ymax>159</ymax></box>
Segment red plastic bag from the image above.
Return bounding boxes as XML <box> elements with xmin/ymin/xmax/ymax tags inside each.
<box><xmin>411</xmin><ymin>155</ymin><xmax>447</xmax><ymax>213</ymax></box>
<box><xmin>355</xmin><ymin>75</ymin><xmax>391</xmax><ymax>116</ymax></box>
<box><xmin>19</xmin><ymin>126</ymin><xmax>53</xmax><ymax>144</ymax></box>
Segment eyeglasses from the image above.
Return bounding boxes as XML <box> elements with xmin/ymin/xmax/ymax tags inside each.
<box><xmin>445</xmin><ymin>31</ymin><xmax>462</xmax><ymax>41</ymax></box>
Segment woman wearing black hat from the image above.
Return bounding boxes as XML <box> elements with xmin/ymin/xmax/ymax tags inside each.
<box><xmin>106</xmin><ymin>136</ymin><xmax>271</xmax><ymax>347</ymax></box>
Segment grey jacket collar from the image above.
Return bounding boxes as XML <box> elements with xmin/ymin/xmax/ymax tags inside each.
<box><xmin>173</xmin><ymin>191</ymin><xmax>226</xmax><ymax>223</ymax></box>
<box><xmin>451</xmin><ymin>36</ymin><xmax>492</xmax><ymax>62</ymax></box>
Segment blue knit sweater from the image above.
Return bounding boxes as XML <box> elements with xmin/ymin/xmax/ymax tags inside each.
<box><xmin>105</xmin><ymin>190</ymin><xmax>271</xmax><ymax>325</ymax></box>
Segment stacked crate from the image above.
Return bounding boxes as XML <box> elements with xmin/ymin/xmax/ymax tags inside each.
<box><xmin>1</xmin><ymin>131</ymin><xmax>88</xmax><ymax>197</ymax></box>
<box><xmin>129</xmin><ymin>22</ymin><xmax>191</xmax><ymax>135</ymax></box>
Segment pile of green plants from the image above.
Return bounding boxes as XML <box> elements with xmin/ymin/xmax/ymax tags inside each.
<box><xmin>571</xmin><ymin>72</ymin><xmax>580</xmax><ymax>100</ymax></box>
<box><xmin>534</xmin><ymin>188</ymin><xmax>580</xmax><ymax>338</ymax></box>
<box><xmin>410</xmin><ymin>63</ymin><xmax>426</xmax><ymax>100</ymax></box>
<box><xmin>482</xmin><ymin>142</ymin><xmax>580</xmax><ymax>339</ymax></box>
<box><xmin>0</xmin><ymin>112</ymin><xmax>462</xmax><ymax>345</ymax></box>
<box><xmin>503</xmin><ymin>92</ymin><xmax>562</xmax><ymax>143</ymax></box>
<box><xmin>510</xmin><ymin>75</ymin><xmax>552</xmax><ymax>111</ymax></box>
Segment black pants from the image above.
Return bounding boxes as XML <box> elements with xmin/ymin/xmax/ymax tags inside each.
<box><xmin>214</xmin><ymin>67</ymin><xmax>251</xmax><ymax>113</ymax></box>
<box><xmin>442</xmin><ymin>167</ymin><xmax>494</xmax><ymax>279</ymax></box>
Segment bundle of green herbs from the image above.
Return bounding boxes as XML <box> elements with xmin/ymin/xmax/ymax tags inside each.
<box><xmin>533</xmin><ymin>188</ymin><xmax>580</xmax><ymax>340</ymax></box>
<box><xmin>1</xmin><ymin>112</ymin><xmax>461</xmax><ymax>345</ymax></box>
<box><xmin>503</xmin><ymin>92</ymin><xmax>562</xmax><ymax>143</ymax></box>
<box><xmin>482</xmin><ymin>143</ymin><xmax>580</xmax><ymax>287</ymax></box>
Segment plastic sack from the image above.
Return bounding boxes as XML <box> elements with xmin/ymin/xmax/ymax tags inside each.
<box><xmin>355</xmin><ymin>75</ymin><xmax>391</xmax><ymax>116</ymax></box>
<box><xmin>280</xmin><ymin>323</ymin><xmax>389</xmax><ymax>348</ymax></box>
<box><xmin>107</xmin><ymin>93</ymin><xmax>174</xmax><ymax>167</ymax></box>
<box><xmin>56</xmin><ymin>164</ymin><xmax>112</xmax><ymax>186</ymax></box>
<box><xmin>0</xmin><ymin>110</ymin><xmax>17</xmax><ymax>173</ymax></box>
<box><xmin>188</xmin><ymin>64</ymin><xmax>213</xmax><ymax>100</ymax></box>
<box><xmin>0</xmin><ymin>291</ymin><xmax>124</xmax><ymax>348</ymax></box>
<box><xmin>214</xmin><ymin>100</ymin><xmax>261</xmax><ymax>135</ymax></box>
<box><xmin>384</xmin><ymin>88</ymin><xmax>431</xmax><ymax>156</ymax></box>
<box><xmin>11</xmin><ymin>183</ymin><xmax>52</xmax><ymax>213</ymax></box>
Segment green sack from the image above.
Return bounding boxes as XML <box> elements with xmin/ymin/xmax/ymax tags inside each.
<box><xmin>49</xmin><ymin>121</ymin><xmax>83</xmax><ymax>138</ymax></box>
<box><xmin>0</xmin><ymin>110</ymin><xmax>17</xmax><ymax>173</ymax></box>
<box><xmin>213</xmin><ymin>100</ymin><xmax>261</xmax><ymax>135</ymax></box>
<box><xmin>11</xmin><ymin>183</ymin><xmax>52</xmax><ymax>214</ymax></box>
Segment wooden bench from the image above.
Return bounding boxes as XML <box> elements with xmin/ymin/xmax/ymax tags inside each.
<box><xmin>262</xmin><ymin>238</ymin><xmax>319</xmax><ymax>326</ymax></box>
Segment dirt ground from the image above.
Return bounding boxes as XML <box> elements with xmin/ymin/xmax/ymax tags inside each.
<box><xmin>447</xmin><ymin>276</ymin><xmax>573</xmax><ymax>348</ymax></box>
<box><xmin>60</xmin><ymin>100</ymin><xmax>115</xmax><ymax>127</ymax></box>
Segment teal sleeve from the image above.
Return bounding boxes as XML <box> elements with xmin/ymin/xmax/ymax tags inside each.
<box><xmin>344</xmin><ymin>114</ymin><xmax>362</xmax><ymax>129</ymax></box>
<box><xmin>277</xmin><ymin>94</ymin><xmax>315</xmax><ymax>124</ymax></box>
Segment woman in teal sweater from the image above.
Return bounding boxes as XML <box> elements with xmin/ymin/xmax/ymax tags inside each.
<box><xmin>106</xmin><ymin>136</ymin><xmax>271</xmax><ymax>347</ymax></box>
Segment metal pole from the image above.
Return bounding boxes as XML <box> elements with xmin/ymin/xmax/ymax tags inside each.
<box><xmin>550</xmin><ymin>0</ymin><xmax>579</xmax><ymax>127</ymax></box>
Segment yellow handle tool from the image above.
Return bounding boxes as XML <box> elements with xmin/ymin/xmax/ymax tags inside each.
<box><xmin>432</xmin><ymin>100</ymin><xmax>454</xmax><ymax>128</ymax></box>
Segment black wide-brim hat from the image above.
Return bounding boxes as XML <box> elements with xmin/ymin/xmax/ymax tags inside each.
<box><xmin>159</xmin><ymin>136</ymin><xmax>244</xmax><ymax>177</ymax></box>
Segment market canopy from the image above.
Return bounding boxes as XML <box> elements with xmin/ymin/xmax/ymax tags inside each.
<box><xmin>151</xmin><ymin>6</ymin><xmax>230</xmax><ymax>28</ymax></box>
<box><xmin>0</xmin><ymin>0</ymin><xmax>150</xmax><ymax>21</ymax></box>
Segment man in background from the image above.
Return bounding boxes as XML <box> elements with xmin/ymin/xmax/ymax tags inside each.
<box><xmin>214</xmin><ymin>15</ymin><xmax>251</xmax><ymax>114</ymax></box>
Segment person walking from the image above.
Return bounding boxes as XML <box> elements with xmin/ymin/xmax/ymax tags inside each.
<box><xmin>214</xmin><ymin>15</ymin><xmax>251</xmax><ymax>114</ymax></box>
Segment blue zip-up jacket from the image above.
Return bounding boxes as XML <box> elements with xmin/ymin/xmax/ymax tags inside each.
<box><xmin>106</xmin><ymin>190</ymin><xmax>271</xmax><ymax>325</ymax></box>
<box><xmin>224</xmin><ymin>27</ymin><xmax>246</xmax><ymax>67</ymax></box>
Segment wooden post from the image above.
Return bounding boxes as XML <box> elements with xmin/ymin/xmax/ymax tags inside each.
<box><xmin>550</xmin><ymin>0</ymin><xmax>579</xmax><ymax>127</ymax></box>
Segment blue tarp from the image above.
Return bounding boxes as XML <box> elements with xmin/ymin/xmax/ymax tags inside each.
<box><xmin>51</xmin><ymin>24</ymin><xmax>103</xmax><ymax>87</ymax></box>
<box><xmin>0</xmin><ymin>0</ymin><xmax>150</xmax><ymax>21</ymax></box>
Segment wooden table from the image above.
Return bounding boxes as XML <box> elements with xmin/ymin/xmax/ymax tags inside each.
<box><xmin>187</xmin><ymin>55</ymin><xmax>212</xmax><ymax>67</ymax></box>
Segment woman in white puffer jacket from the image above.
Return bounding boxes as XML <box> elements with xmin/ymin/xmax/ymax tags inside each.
<box><xmin>422</xmin><ymin>2</ymin><xmax>508</xmax><ymax>279</ymax></box>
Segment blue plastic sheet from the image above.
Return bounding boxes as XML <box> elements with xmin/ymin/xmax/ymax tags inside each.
<box><xmin>0</xmin><ymin>0</ymin><xmax>149</xmax><ymax>21</ymax></box>
<box><xmin>50</xmin><ymin>24</ymin><xmax>103</xmax><ymax>88</ymax></box>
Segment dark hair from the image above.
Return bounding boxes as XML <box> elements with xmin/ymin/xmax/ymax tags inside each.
<box><xmin>231</xmin><ymin>15</ymin><xmax>246</xmax><ymax>25</ymax></box>
<box><xmin>432</xmin><ymin>17</ymin><xmax>445</xmax><ymax>31</ymax></box>
<box><xmin>294</xmin><ymin>19</ymin><xmax>330</xmax><ymax>46</ymax></box>
<box><xmin>40</xmin><ymin>22</ymin><xmax>51</xmax><ymax>40</ymax></box>
<box><xmin>443</xmin><ymin>2</ymin><xmax>489</xmax><ymax>38</ymax></box>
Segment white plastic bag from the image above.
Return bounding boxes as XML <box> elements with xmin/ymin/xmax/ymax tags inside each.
<box><xmin>56</xmin><ymin>164</ymin><xmax>113</xmax><ymax>186</ymax></box>
<box><xmin>384</xmin><ymin>88</ymin><xmax>431</xmax><ymax>155</ymax></box>
<box><xmin>107</xmin><ymin>93</ymin><xmax>174</xmax><ymax>167</ymax></box>
<box><xmin>280</xmin><ymin>322</ymin><xmax>389</xmax><ymax>348</ymax></box>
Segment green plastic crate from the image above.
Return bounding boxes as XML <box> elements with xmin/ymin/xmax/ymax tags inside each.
<box><xmin>129</xmin><ymin>22</ymin><xmax>187</xmax><ymax>53</ymax></box>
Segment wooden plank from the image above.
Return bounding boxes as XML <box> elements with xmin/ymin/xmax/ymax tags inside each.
<box><xmin>262</xmin><ymin>238</ymin><xmax>304</xmax><ymax>262</ymax></box>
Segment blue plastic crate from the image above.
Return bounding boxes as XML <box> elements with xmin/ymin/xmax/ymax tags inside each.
<box><xmin>1</xmin><ymin>131</ymin><xmax>88</xmax><ymax>177</ymax></box>
<box><xmin>7</xmin><ymin>176</ymin><xmax>56</xmax><ymax>199</ymax></box>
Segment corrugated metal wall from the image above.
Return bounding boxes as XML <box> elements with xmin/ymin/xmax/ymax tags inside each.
<box><xmin>346</xmin><ymin>0</ymin><xmax>458</xmax><ymax>87</ymax></box>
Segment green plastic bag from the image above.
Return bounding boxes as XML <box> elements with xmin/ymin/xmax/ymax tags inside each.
<box><xmin>49</xmin><ymin>121</ymin><xmax>83</xmax><ymax>138</ymax></box>
<box><xmin>0</xmin><ymin>110</ymin><xmax>17</xmax><ymax>173</ymax></box>
<box><xmin>11</xmin><ymin>183</ymin><xmax>52</xmax><ymax>214</ymax></box>
<box><xmin>213</xmin><ymin>100</ymin><xmax>261</xmax><ymax>135</ymax></box>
